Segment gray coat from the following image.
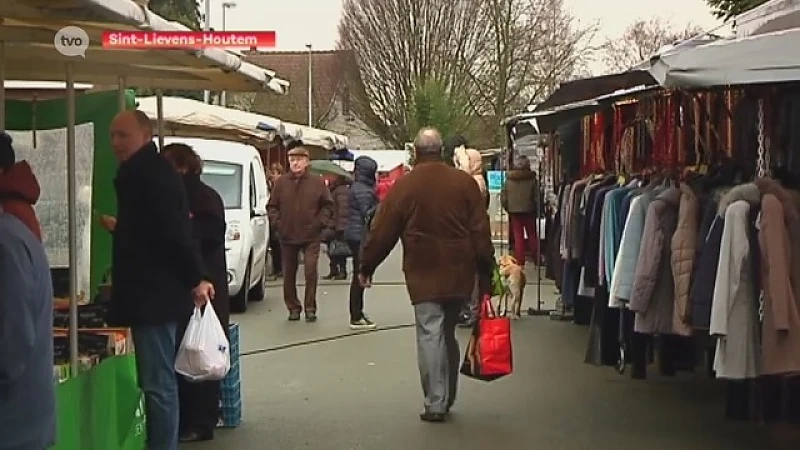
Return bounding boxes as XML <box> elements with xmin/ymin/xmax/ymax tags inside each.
<box><xmin>0</xmin><ymin>212</ymin><xmax>56</xmax><ymax>450</ymax></box>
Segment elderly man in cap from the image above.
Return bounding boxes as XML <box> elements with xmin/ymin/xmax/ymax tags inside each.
<box><xmin>267</xmin><ymin>141</ymin><xmax>334</xmax><ymax>322</ymax></box>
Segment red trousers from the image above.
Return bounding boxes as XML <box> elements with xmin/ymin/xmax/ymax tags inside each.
<box><xmin>509</xmin><ymin>213</ymin><xmax>538</xmax><ymax>263</ymax></box>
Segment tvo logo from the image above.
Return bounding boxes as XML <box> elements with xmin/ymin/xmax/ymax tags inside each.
<box><xmin>54</xmin><ymin>26</ymin><xmax>89</xmax><ymax>57</ymax></box>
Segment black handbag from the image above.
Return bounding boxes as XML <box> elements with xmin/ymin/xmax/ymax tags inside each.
<box><xmin>328</xmin><ymin>239</ymin><xmax>352</xmax><ymax>258</ymax></box>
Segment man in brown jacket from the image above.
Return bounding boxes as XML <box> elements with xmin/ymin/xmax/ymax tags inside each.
<box><xmin>267</xmin><ymin>144</ymin><xmax>334</xmax><ymax>322</ymax></box>
<box><xmin>358</xmin><ymin>128</ymin><xmax>495</xmax><ymax>422</ymax></box>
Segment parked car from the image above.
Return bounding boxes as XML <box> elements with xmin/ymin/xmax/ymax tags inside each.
<box><xmin>161</xmin><ymin>137</ymin><xmax>269</xmax><ymax>313</ymax></box>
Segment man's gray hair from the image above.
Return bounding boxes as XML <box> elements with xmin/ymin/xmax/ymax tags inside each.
<box><xmin>413</xmin><ymin>128</ymin><xmax>444</xmax><ymax>157</ymax></box>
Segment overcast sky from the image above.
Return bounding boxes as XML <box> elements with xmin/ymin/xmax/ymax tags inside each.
<box><xmin>214</xmin><ymin>0</ymin><xmax>725</xmax><ymax>72</ymax></box>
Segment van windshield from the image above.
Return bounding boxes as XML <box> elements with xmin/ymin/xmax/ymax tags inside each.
<box><xmin>201</xmin><ymin>161</ymin><xmax>243</xmax><ymax>209</ymax></box>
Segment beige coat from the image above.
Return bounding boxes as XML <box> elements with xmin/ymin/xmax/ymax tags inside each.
<box><xmin>755</xmin><ymin>178</ymin><xmax>800</xmax><ymax>375</ymax></box>
<box><xmin>670</xmin><ymin>183</ymin><xmax>699</xmax><ymax>336</ymax></box>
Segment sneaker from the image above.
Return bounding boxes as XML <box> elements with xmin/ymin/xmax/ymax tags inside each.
<box><xmin>305</xmin><ymin>312</ymin><xmax>318</xmax><ymax>322</ymax></box>
<box><xmin>333</xmin><ymin>272</ymin><xmax>348</xmax><ymax>281</ymax></box>
<box><xmin>322</xmin><ymin>273</ymin><xmax>337</xmax><ymax>280</ymax></box>
<box><xmin>350</xmin><ymin>316</ymin><xmax>377</xmax><ymax>330</ymax></box>
<box><xmin>288</xmin><ymin>311</ymin><xmax>301</xmax><ymax>321</ymax></box>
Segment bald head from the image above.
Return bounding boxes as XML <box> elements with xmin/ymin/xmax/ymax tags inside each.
<box><xmin>110</xmin><ymin>110</ymin><xmax>154</xmax><ymax>162</ymax></box>
<box><xmin>413</xmin><ymin>127</ymin><xmax>444</xmax><ymax>159</ymax></box>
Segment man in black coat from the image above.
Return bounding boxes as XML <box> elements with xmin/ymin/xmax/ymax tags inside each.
<box><xmin>102</xmin><ymin>110</ymin><xmax>214</xmax><ymax>450</ymax></box>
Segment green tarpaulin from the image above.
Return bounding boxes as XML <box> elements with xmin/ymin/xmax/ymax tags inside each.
<box><xmin>53</xmin><ymin>354</ymin><xmax>146</xmax><ymax>450</ymax></box>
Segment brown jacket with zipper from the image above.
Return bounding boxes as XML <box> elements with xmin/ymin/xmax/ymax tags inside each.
<box><xmin>267</xmin><ymin>170</ymin><xmax>334</xmax><ymax>245</ymax></box>
<box><xmin>360</xmin><ymin>155</ymin><xmax>495</xmax><ymax>304</ymax></box>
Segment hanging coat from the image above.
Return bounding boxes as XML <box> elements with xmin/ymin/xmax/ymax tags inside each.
<box><xmin>709</xmin><ymin>200</ymin><xmax>760</xmax><ymax>379</ymax></box>
<box><xmin>629</xmin><ymin>187</ymin><xmax>681</xmax><ymax>334</ymax></box>
<box><xmin>756</xmin><ymin>178</ymin><xmax>800</xmax><ymax>375</ymax></box>
<box><xmin>670</xmin><ymin>183</ymin><xmax>700</xmax><ymax>336</ymax></box>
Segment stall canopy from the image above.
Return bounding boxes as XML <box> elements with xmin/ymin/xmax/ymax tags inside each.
<box><xmin>0</xmin><ymin>0</ymin><xmax>290</xmax><ymax>92</ymax></box>
<box><xmin>648</xmin><ymin>28</ymin><xmax>800</xmax><ymax>89</ymax></box>
<box><xmin>267</xmin><ymin>121</ymin><xmax>349</xmax><ymax>150</ymax></box>
<box><xmin>136</xmin><ymin>96</ymin><xmax>283</xmax><ymax>146</ymax></box>
<box><xmin>735</xmin><ymin>0</ymin><xmax>800</xmax><ymax>37</ymax></box>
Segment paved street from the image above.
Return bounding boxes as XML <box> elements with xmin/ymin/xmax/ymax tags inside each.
<box><xmin>188</xmin><ymin>246</ymin><xmax>785</xmax><ymax>450</ymax></box>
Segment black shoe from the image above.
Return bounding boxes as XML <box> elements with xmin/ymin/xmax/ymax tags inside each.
<box><xmin>458</xmin><ymin>317</ymin><xmax>476</xmax><ymax>328</ymax></box>
<box><xmin>419</xmin><ymin>411</ymin><xmax>447</xmax><ymax>422</ymax></box>
<box><xmin>322</xmin><ymin>273</ymin><xmax>337</xmax><ymax>280</ymax></box>
<box><xmin>179</xmin><ymin>429</ymin><xmax>213</xmax><ymax>442</ymax></box>
<box><xmin>288</xmin><ymin>311</ymin><xmax>301</xmax><ymax>321</ymax></box>
<box><xmin>333</xmin><ymin>272</ymin><xmax>347</xmax><ymax>280</ymax></box>
<box><xmin>305</xmin><ymin>312</ymin><xmax>317</xmax><ymax>322</ymax></box>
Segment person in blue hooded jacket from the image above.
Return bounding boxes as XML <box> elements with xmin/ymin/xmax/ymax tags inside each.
<box><xmin>344</xmin><ymin>156</ymin><xmax>380</xmax><ymax>330</ymax></box>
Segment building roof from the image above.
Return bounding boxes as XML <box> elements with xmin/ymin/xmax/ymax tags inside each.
<box><xmin>243</xmin><ymin>49</ymin><xmax>352</xmax><ymax>127</ymax></box>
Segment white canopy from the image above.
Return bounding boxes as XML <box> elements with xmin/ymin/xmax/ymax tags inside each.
<box><xmin>649</xmin><ymin>28</ymin><xmax>800</xmax><ymax>89</ymax></box>
<box><xmin>137</xmin><ymin>96</ymin><xmax>350</xmax><ymax>149</ymax></box>
<box><xmin>281</xmin><ymin>122</ymin><xmax>348</xmax><ymax>150</ymax></box>
<box><xmin>0</xmin><ymin>0</ymin><xmax>289</xmax><ymax>93</ymax></box>
<box><xmin>137</xmin><ymin>96</ymin><xmax>282</xmax><ymax>146</ymax></box>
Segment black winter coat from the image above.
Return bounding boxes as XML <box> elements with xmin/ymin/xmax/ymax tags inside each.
<box><xmin>183</xmin><ymin>174</ymin><xmax>230</xmax><ymax>333</ymax></box>
<box><xmin>108</xmin><ymin>143</ymin><xmax>208</xmax><ymax>326</ymax></box>
<box><xmin>344</xmin><ymin>157</ymin><xmax>378</xmax><ymax>243</ymax></box>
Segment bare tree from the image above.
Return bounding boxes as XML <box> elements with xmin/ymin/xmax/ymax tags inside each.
<box><xmin>227</xmin><ymin>92</ymin><xmax>257</xmax><ymax>112</ymax></box>
<box><xmin>338</xmin><ymin>0</ymin><xmax>486</xmax><ymax>147</ymax></box>
<box><xmin>461</xmin><ymin>0</ymin><xmax>598</xmax><ymax>120</ymax></box>
<box><xmin>602</xmin><ymin>18</ymin><xmax>705</xmax><ymax>73</ymax></box>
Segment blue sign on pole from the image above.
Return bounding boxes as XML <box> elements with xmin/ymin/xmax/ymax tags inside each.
<box><xmin>486</xmin><ymin>170</ymin><xmax>506</xmax><ymax>192</ymax></box>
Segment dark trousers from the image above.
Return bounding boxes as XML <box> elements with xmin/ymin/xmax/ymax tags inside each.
<box><xmin>176</xmin><ymin>303</ymin><xmax>229</xmax><ymax>435</ymax></box>
<box><xmin>328</xmin><ymin>253</ymin><xmax>347</xmax><ymax>275</ymax></box>
<box><xmin>268</xmin><ymin>229</ymin><xmax>282</xmax><ymax>275</ymax></box>
<box><xmin>348</xmin><ymin>240</ymin><xmax>365</xmax><ymax>321</ymax></box>
<box><xmin>281</xmin><ymin>241</ymin><xmax>321</xmax><ymax>313</ymax></box>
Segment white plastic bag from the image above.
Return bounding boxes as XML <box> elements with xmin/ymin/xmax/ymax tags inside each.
<box><xmin>175</xmin><ymin>305</ymin><xmax>231</xmax><ymax>382</ymax></box>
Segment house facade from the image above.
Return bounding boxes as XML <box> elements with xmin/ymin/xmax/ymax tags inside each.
<box><xmin>241</xmin><ymin>49</ymin><xmax>386</xmax><ymax>150</ymax></box>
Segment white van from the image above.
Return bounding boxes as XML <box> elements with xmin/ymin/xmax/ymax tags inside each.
<box><xmin>161</xmin><ymin>137</ymin><xmax>269</xmax><ymax>313</ymax></box>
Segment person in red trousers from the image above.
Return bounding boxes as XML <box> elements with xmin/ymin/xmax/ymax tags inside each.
<box><xmin>501</xmin><ymin>155</ymin><xmax>540</xmax><ymax>264</ymax></box>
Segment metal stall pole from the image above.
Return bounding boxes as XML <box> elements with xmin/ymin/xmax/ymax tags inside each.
<box><xmin>0</xmin><ymin>42</ymin><xmax>5</xmax><ymax>131</ymax></box>
<box><xmin>528</xmin><ymin>146</ymin><xmax>551</xmax><ymax>316</ymax></box>
<box><xmin>117</xmin><ymin>76</ymin><xmax>126</xmax><ymax>111</ymax></box>
<box><xmin>65</xmin><ymin>63</ymin><xmax>79</xmax><ymax>375</ymax></box>
<box><xmin>156</xmin><ymin>89</ymin><xmax>164</xmax><ymax>150</ymax></box>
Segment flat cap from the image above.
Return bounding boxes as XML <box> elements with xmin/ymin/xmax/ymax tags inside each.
<box><xmin>287</xmin><ymin>146</ymin><xmax>309</xmax><ymax>157</ymax></box>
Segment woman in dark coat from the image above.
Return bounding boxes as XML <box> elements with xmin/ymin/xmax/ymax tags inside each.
<box><xmin>162</xmin><ymin>143</ymin><xmax>230</xmax><ymax>443</ymax></box>
<box><xmin>323</xmin><ymin>174</ymin><xmax>352</xmax><ymax>280</ymax></box>
<box><xmin>344</xmin><ymin>156</ymin><xmax>379</xmax><ymax>329</ymax></box>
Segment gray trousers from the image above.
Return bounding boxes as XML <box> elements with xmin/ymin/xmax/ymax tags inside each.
<box><xmin>413</xmin><ymin>300</ymin><xmax>463</xmax><ymax>414</ymax></box>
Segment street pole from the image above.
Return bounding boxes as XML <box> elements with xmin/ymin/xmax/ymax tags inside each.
<box><xmin>220</xmin><ymin>2</ymin><xmax>236</xmax><ymax>107</ymax></box>
<box><xmin>203</xmin><ymin>0</ymin><xmax>211</xmax><ymax>104</ymax></box>
<box><xmin>306</xmin><ymin>43</ymin><xmax>313</xmax><ymax>126</ymax></box>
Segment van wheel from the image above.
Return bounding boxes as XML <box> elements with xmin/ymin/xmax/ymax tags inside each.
<box><xmin>250</xmin><ymin>264</ymin><xmax>266</xmax><ymax>301</ymax></box>
<box><xmin>231</xmin><ymin>263</ymin><xmax>250</xmax><ymax>313</ymax></box>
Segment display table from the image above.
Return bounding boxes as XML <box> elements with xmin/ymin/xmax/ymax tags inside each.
<box><xmin>52</xmin><ymin>354</ymin><xmax>146</xmax><ymax>450</ymax></box>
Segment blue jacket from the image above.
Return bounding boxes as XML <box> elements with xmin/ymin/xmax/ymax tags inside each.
<box><xmin>344</xmin><ymin>156</ymin><xmax>378</xmax><ymax>243</ymax></box>
<box><xmin>0</xmin><ymin>212</ymin><xmax>56</xmax><ymax>450</ymax></box>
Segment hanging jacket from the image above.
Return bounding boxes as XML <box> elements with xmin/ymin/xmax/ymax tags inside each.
<box><xmin>670</xmin><ymin>183</ymin><xmax>700</xmax><ymax>336</ymax></box>
<box><xmin>690</xmin><ymin>183</ymin><xmax>760</xmax><ymax>329</ymax></box>
<box><xmin>0</xmin><ymin>161</ymin><xmax>42</xmax><ymax>240</ymax></box>
<box><xmin>756</xmin><ymin>178</ymin><xmax>800</xmax><ymax>375</ymax></box>
<box><xmin>630</xmin><ymin>187</ymin><xmax>681</xmax><ymax>334</ymax></box>
<box><xmin>710</xmin><ymin>200</ymin><xmax>760</xmax><ymax>380</ymax></box>
<box><xmin>344</xmin><ymin>156</ymin><xmax>378</xmax><ymax>243</ymax></box>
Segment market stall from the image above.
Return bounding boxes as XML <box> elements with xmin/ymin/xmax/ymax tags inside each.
<box><xmin>0</xmin><ymin>1</ymin><xmax>289</xmax><ymax>448</ymax></box>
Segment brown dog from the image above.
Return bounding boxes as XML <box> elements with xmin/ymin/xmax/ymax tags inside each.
<box><xmin>498</xmin><ymin>254</ymin><xmax>526</xmax><ymax>319</ymax></box>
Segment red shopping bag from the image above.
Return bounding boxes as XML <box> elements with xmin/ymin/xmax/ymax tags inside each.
<box><xmin>460</xmin><ymin>295</ymin><xmax>513</xmax><ymax>381</ymax></box>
